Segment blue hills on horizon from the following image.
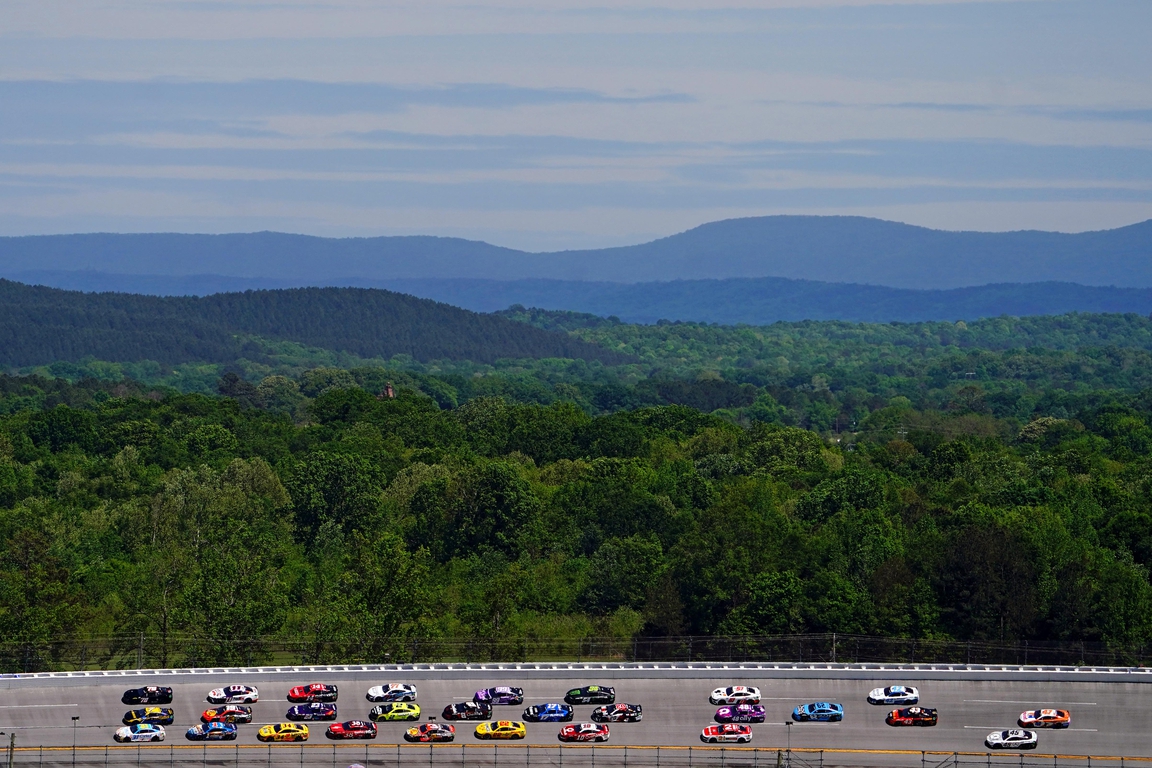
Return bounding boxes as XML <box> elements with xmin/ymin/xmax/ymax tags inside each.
<box><xmin>6</xmin><ymin>271</ymin><xmax>1152</xmax><ymax>326</ymax></box>
<box><xmin>3</xmin><ymin>215</ymin><xmax>1152</xmax><ymax>324</ymax></box>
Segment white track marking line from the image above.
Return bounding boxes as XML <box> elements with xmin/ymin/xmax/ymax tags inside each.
<box><xmin>962</xmin><ymin>726</ymin><xmax>1098</xmax><ymax>732</ymax></box>
<box><xmin>964</xmin><ymin>700</ymin><xmax>1097</xmax><ymax>705</ymax></box>
<box><xmin>0</xmin><ymin>703</ymin><xmax>79</xmax><ymax>708</ymax></box>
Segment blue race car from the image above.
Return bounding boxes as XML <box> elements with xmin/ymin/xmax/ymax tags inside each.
<box><xmin>523</xmin><ymin>703</ymin><xmax>574</xmax><ymax>722</ymax></box>
<box><xmin>186</xmin><ymin>722</ymin><xmax>238</xmax><ymax>741</ymax></box>
<box><xmin>287</xmin><ymin>703</ymin><xmax>338</xmax><ymax>721</ymax></box>
<box><xmin>793</xmin><ymin>702</ymin><xmax>844</xmax><ymax>722</ymax></box>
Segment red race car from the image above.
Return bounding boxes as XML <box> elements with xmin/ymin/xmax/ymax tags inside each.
<box><xmin>201</xmin><ymin>705</ymin><xmax>253</xmax><ymax>724</ymax></box>
<box><xmin>701</xmin><ymin>723</ymin><xmax>752</xmax><ymax>743</ymax></box>
<box><xmin>886</xmin><ymin>707</ymin><xmax>938</xmax><ymax>727</ymax></box>
<box><xmin>326</xmin><ymin>721</ymin><xmax>377</xmax><ymax>740</ymax></box>
<box><xmin>288</xmin><ymin>684</ymin><xmax>338</xmax><ymax>703</ymax></box>
<box><xmin>558</xmin><ymin>723</ymin><xmax>609</xmax><ymax>742</ymax></box>
<box><xmin>404</xmin><ymin>723</ymin><xmax>455</xmax><ymax>743</ymax></box>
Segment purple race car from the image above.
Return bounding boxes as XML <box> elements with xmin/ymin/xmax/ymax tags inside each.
<box><xmin>715</xmin><ymin>704</ymin><xmax>767</xmax><ymax>724</ymax></box>
<box><xmin>286</xmin><ymin>703</ymin><xmax>338</xmax><ymax>721</ymax></box>
<box><xmin>474</xmin><ymin>687</ymin><xmax>524</xmax><ymax>705</ymax></box>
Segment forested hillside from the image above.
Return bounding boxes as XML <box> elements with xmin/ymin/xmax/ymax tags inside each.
<box><xmin>2</xmin><ymin>365</ymin><xmax>1152</xmax><ymax>670</ymax></box>
<box><xmin>0</xmin><ymin>280</ymin><xmax>627</xmax><ymax>367</ymax></box>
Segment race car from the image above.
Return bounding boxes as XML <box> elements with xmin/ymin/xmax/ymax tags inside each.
<box><xmin>206</xmin><ymin>685</ymin><xmax>259</xmax><ymax>705</ymax></box>
<box><xmin>700</xmin><ymin>723</ymin><xmax>752</xmax><ymax>743</ymax></box>
<box><xmin>710</xmin><ymin>686</ymin><xmax>761</xmax><ymax>705</ymax></box>
<box><xmin>121</xmin><ymin>687</ymin><xmax>173</xmax><ymax>705</ymax></box>
<box><xmin>792</xmin><ymin>702</ymin><xmax>844</xmax><ymax>722</ymax></box>
<box><xmin>114</xmin><ymin>724</ymin><xmax>166</xmax><ymax>743</ymax></box>
<box><xmin>123</xmin><ymin>708</ymin><xmax>175</xmax><ymax>726</ymax></box>
<box><xmin>867</xmin><ymin>686</ymin><xmax>919</xmax><ymax>705</ymax></box>
<box><xmin>286</xmin><ymin>703</ymin><xmax>338</xmax><ymax>721</ymax></box>
<box><xmin>369</xmin><ymin>703</ymin><xmax>421</xmax><ymax>722</ymax></box>
<box><xmin>404</xmin><ymin>723</ymin><xmax>455</xmax><ymax>743</ymax></box>
<box><xmin>558</xmin><ymin>723</ymin><xmax>610</xmax><ymax>742</ymax></box>
<box><xmin>591</xmin><ymin>703</ymin><xmax>643</xmax><ymax>723</ymax></box>
<box><xmin>326</xmin><ymin>720</ymin><xmax>378</xmax><ymax>740</ymax></box>
<box><xmin>715</xmin><ymin>704</ymin><xmax>765</xmax><ymax>724</ymax></box>
<box><xmin>1019</xmin><ymin>709</ymin><xmax>1070</xmax><ymax>729</ymax></box>
<box><xmin>564</xmin><ymin>685</ymin><xmax>615</xmax><ymax>705</ymax></box>
<box><xmin>257</xmin><ymin>723</ymin><xmax>310</xmax><ymax>742</ymax></box>
<box><xmin>185</xmin><ymin>722</ymin><xmax>238</xmax><ymax>741</ymax></box>
<box><xmin>474</xmin><ymin>687</ymin><xmax>524</xmax><ymax>705</ymax></box>
<box><xmin>366</xmin><ymin>684</ymin><xmax>417</xmax><ymax>703</ymax></box>
<box><xmin>523</xmin><ymin>703</ymin><xmax>574</xmax><ymax>722</ymax></box>
<box><xmin>475</xmin><ymin>720</ymin><xmax>527</xmax><ymax>740</ymax></box>
<box><xmin>985</xmin><ymin>730</ymin><xmax>1038</xmax><ymax>750</ymax></box>
<box><xmin>288</xmin><ymin>684</ymin><xmax>338</xmax><ymax>703</ymax></box>
<box><xmin>201</xmin><ymin>705</ymin><xmax>253</xmax><ymax>724</ymax></box>
<box><xmin>443</xmin><ymin>702</ymin><xmax>493</xmax><ymax>721</ymax></box>
<box><xmin>886</xmin><ymin>707</ymin><xmax>938</xmax><ymax>727</ymax></box>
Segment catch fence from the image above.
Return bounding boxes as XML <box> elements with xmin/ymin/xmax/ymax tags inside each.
<box><xmin>5</xmin><ymin>744</ymin><xmax>1152</xmax><ymax>768</ymax></box>
<box><xmin>2</xmin><ymin>634</ymin><xmax>1150</xmax><ymax>674</ymax></box>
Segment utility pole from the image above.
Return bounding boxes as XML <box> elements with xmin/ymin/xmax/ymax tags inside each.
<box><xmin>7</xmin><ymin>731</ymin><xmax>14</xmax><ymax>768</ymax></box>
<box><xmin>72</xmin><ymin>716</ymin><xmax>80</xmax><ymax>768</ymax></box>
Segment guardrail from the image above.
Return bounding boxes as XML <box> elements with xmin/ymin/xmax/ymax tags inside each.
<box><xmin>5</xmin><ymin>661</ymin><xmax>1152</xmax><ymax>686</ymax></box>
<box><xmin>8</xmin><ymin>743</ymin><xmax>1152</xmax><ymax>768</ymax></box>
<box><xmin>4</xmin><ymin>634</ymin><xmax>1148</xmax><ymax>675</ymax></box>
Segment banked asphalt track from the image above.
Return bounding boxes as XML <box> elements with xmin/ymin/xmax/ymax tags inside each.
<box><xmin>1</xmin><ymin>664</ymin><xmax>1151</xmax><ymax>764</ymax></box>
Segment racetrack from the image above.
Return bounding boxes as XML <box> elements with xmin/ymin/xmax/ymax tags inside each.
<box><xmin>1</xmin><ymin>667</ymin><xmax>1150</xmax><ymax>761</ymax></box>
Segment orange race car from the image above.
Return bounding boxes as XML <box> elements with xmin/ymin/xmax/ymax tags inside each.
<box><xmin>1019</xmin><ymin>709</ymin><xmax>1070</xmax><ymax>729</ymax></box>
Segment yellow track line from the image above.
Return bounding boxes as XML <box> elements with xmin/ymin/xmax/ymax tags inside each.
<box><xmin>16</xmin><ymin>744</ymin><xmax>1152</xmax><ymax>762</ymax></box>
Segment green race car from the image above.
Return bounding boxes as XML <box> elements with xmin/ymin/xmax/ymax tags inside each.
<box><xmin>369</xmin><ymin>702</ymin><xmax>421</xmax><ymax>721</ymax></box>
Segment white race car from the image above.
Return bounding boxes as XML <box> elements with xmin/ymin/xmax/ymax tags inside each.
<box><xmin>366</xmin><ymin>684</ymin><xmax>417</xmax><ymax>702</ymax></box>
<box><xmin>709</xmin><ymin>686</ymin><xmax>761</xmax><ymax>705</ymax></box>
<box><xmin>985</xmin><ymin>730</ymin><xmax>1038</xmax><ymax>750</ymax></box>
<box><xmin>114</xmin><ymin>724</ymin><xmax>166</xmax><ymax>743</ymax></box>
<box><xmin>207</xmin><ymin>685</ymin><xmax>259</xmax><ymax>704</ymax></box>
<box><xmin>867</xmin><ymin>685</ymin><xmax>919</xmax><ymax>705</ymax></box>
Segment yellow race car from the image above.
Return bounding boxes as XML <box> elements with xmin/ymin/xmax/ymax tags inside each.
<box><xmin>475</xmin><ymin>721</ymin><xmax>526</xmax><ymax>740</ymax></box>
<box><xmin>122</xmin><ymin>707</ymin><xmax>175</xmax><ymax>726</ymax></box>
<box><xmin>369</xmin><ymin>702</ymin><xmax>421</xmax><ymax>721</ymax></box>
<box><xmin>257</xmin><ymin>723</ymin><xmax>309</xmax><ymax>742</ymax></box>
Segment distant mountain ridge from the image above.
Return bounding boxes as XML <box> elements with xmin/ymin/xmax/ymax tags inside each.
<box><xmin>3</xmin><ymin>215</ymin><xmax>1152</xmax><ymax>289</ymax></box>
<box><xmin>10</xmin><ymin>270</ymin><xmax>1152</xmax><ymax>325</ymax></box>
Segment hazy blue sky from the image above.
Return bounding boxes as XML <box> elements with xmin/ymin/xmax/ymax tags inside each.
<box><xmin>2</xmin><ymin>0</ymin><xmax>1151</xmax><ymax>250</ymax></box>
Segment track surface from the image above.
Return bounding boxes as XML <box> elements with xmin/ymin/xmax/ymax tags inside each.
<box><xmin>1</xmin><ymin>673</ymin><xmax>1149</xmax><ymax>757</ymax></box>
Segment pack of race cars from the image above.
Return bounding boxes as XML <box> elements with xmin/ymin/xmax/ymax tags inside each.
<box><xmin>111</xmin><ymin>681</ymin><xmax>1074</xmax><ymax>750</ymax></box>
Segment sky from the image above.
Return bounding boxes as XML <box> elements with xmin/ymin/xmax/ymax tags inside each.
<box><xmin>1</xmin><ymin>0</ymin><xmax>1151</xmax><ymax>251</ymax></box>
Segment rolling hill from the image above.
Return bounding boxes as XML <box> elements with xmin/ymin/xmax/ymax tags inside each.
<box><xmin>9</xmin><ymin>272</ymin><xmax>1152</xmax><ymax>325</ymax></box>
<box><xmin>0</xmin><ymin>280</ymin><xmax>630</xmax><ymax>368</ymax></box>
<box><xmin>2</xmin><ymin>215</ymin><xmax>1151</xmax><ymax>290</ymax></box>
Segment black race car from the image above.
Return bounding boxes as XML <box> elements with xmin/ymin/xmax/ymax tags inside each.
<box><xmin>564</xmin><ymin>685</ymin><xmax>615</xmax><ymax>706</ymax></box>
<box><xmin>122</xmin><ymin>687</ymin><xmax>173</xmax><ymax>705</ymax></box>
<box><xmin>442</xmin><ymin>702</ymin><xmax>493</xmax><ymax>721</ymax></box>
<box><xmin>591</xmin><ymin>703</ymin><xmax>642</xmax><ymax>723</ymax></box>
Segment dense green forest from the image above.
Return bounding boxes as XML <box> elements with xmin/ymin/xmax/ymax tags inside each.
<box><xmin>3</xmin><ymin>352</ymin><xmax>1152</xmax><ymax>668</ymax></box>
